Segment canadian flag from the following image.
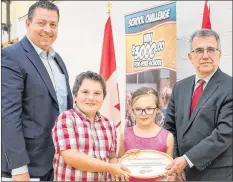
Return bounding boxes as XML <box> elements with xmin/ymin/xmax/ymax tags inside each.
<box><xmin>202</xmin><ymin>0</ymin><xmax>212</xmax><ymax>29</ymax></box>
<box><xmin>99</xmin><ymin>16</ymin><xmax>121</xmax><ymax>140</ymax></box>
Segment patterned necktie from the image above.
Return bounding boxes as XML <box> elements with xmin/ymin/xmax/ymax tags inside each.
<box><xmin>191</xmin><ymin>79</ymin><xmax>205</xmax><ymax>113</ymax></box>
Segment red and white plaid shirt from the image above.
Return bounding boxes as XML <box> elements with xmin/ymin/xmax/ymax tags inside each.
<box><xmin>52</xmin><ymin>106</ymin><xmax>117</xmax><ymax>181</ymax></box>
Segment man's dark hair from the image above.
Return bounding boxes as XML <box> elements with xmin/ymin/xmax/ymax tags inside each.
<box><xmin>28</xmin><ymin>1</ymin><xmax>60</xmax><ymax>22</ymax></box>
<box><xmin>72</xmin><ymin>71</ymin><xmax>107</xmax><ymax>98</ymax></box>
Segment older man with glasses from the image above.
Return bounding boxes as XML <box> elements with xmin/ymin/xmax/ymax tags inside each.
<box><xmin>164</xmin><ymin>29</ymin><xmax>232</xmax><ymax>181</ymax></box>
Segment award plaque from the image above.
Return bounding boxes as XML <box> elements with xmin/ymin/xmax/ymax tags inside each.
<box><xmin>119</xmin><ymin>150</ymin><xmax>173</xmax><ymax>179</ymax></box>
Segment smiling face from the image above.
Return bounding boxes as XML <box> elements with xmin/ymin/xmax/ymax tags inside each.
<box><xmin>26</xmin><ymin>8</ymin><xmax>58</xmax><ymax>52</ymax></box>
<box><xmin>74</xmin><ymin>78</ymin><xmax>104</xmax><ymax>119</ymax></box>
<box><xmin>188</xmin><ymin>35</ymin><xmax>221</xmax><ymax>78</ymax></box>
<box><xmin>132</xmin><ymin>94</ymin><xmax>158</xmax><ymax>127</ymax></box>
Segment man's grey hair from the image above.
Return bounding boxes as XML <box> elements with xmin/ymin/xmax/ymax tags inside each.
<box><xmin>189</xmin><ymin>29</ymin><xmax>221</xmax><ymax>51</ymax></box>
<box><xmin>28</xmin><ymin>1</ymin><xmax>60</xmax><ymax>22</ymax></box>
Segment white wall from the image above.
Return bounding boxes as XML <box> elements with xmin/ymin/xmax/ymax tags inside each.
<box><xmin>15</xmin><ymin>1</ymin><xmax>232</xmax><ymax>125</ymax></box>
<box><xmin>1</xmin><ymin>31</ymin><xmax>8</xmax><ymax>43</ymax></box>
<box><xmin>176</xmin><ymin>1</ymin><xmax>232</xmax><ymax>80</ymax></box>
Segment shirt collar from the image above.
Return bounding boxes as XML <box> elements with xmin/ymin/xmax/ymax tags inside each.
<box><xmin>74</xmin><ymin>105</ymin><xmax>102</xmax><ymax>122</ymax></box>
<box><xmin>195</xmin><ymin>68</ymin><xmax>218</xmax><ymax>85</ymax></box>
<box><xmin>26</xmin><ymin>35</ymin><xmax>56</xmax><ymax>58</ymax></box>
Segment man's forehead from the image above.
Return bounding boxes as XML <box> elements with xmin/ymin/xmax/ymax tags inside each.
<box><xmin>193</xmin><ymin>35</ymin><xmax>217</xmax><ymax>42</ymax></box>
<box><xmin>32</xmin><ymin>8</ymin><xmax>58</xmax><ymax>21</ymax></box>
<box><xmin>192</xmin><ymin>36</ymin><xmax>218</xmax><ymax>46</ymax></box>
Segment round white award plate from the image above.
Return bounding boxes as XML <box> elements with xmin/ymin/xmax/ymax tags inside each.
<box><xmin>119</xmin><ymin>150</ymin><xmax>173</xmax><ymax>179</ymax></box>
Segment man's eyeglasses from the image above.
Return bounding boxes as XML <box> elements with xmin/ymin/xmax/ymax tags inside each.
<box><xmin>132</xmin><ymin>108</ymin><xmax>157</xmax><ymax>115</ymax></box>
<box><xmin>191</xmin><ymin>47</ymin><xmax>220</xmax><ymax>56</ymax></box>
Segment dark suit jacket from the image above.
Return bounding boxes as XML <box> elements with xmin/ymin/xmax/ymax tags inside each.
<box><xmin>1</xmin><ymin>36</ymin><xmax>73</xmax><ymax>176</ymax></box>
<box><xmin>164</xmin><ymin>68</ymin><xmax>232</xmax><ymax>180</ymax></box>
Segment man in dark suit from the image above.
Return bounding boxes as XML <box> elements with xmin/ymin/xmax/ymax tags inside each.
<box><xmin>164</xmin><ymin>29</ymin><xmax>232</xmax><ymax>181</ymax></box>
<box><xmin>1</xmin><ymin>1</ymin><xmax>73</xmax><ymax>181</ymax></box>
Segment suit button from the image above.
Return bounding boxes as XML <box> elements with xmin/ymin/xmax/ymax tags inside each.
<box><xmin>182</xmin><ymin>138</ymin><xmax>186</xmax><ymax>142</ymax></box>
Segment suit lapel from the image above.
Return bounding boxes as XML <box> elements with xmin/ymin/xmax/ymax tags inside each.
<box><xmin>54</xmin><ymin>55</ymin><xmax>68</xmax><ymax>78</ymax></box>
<box><xmin>21</xmin><ymin>36</ymin><xmax>58</xmax><ymax>105</ymax></box>
<box><xmin>183</xmin><ymin>69</ymin><xmax>222</xmax><ymax>134</ymax></box>
<box><xmin>54</xmin><ymin>55</ymin><xmax>73</xmax><ymax>109</ymax></box>
<box><xmin>183</xmin><ymin>76</ymin><xmax>195</xmax><ymax>125</ymax></box>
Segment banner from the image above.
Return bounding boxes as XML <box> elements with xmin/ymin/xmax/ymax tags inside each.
<box><xmin>124</xmin><ymin>2</ymin><xmax>177</xmax><ymax>128</ymax></box>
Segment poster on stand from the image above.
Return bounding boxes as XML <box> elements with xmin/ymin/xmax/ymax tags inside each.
<box><xmin>124</xmin><ymin>2</ymin><xmax>177</xmax><ymax>128</ymax></box>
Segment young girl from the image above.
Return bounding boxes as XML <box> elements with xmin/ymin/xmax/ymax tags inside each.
<box><xmin>118</xmin><ymin>87</ymin><xmax>176</xmax><ymax>181</ymax></box>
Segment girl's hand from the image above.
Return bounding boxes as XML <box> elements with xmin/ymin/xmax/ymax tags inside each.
<box><xmin>125</xmin><ymin>149</ymin><xmax>140</xmax><ymax>155</ymax></box>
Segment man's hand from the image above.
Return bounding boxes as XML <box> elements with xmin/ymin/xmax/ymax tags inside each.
<box><xmin>176</xmin><ymin>171</ymin><xmax>186</xmax><ymax>181</ymax></box>
<box><xmin>166</xmin><ymin>156</ymin><xmax>187</xmax><ymax>176</ymax></box>
<box><xmin>165</xmin><ymin>172</ymin><xmax>176</xmax><ymax>181</ymax></box>
<box><xmin>12</xmin><ymin>172</ymin><xmax>30</xmax><ymax>181</ymax></box>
